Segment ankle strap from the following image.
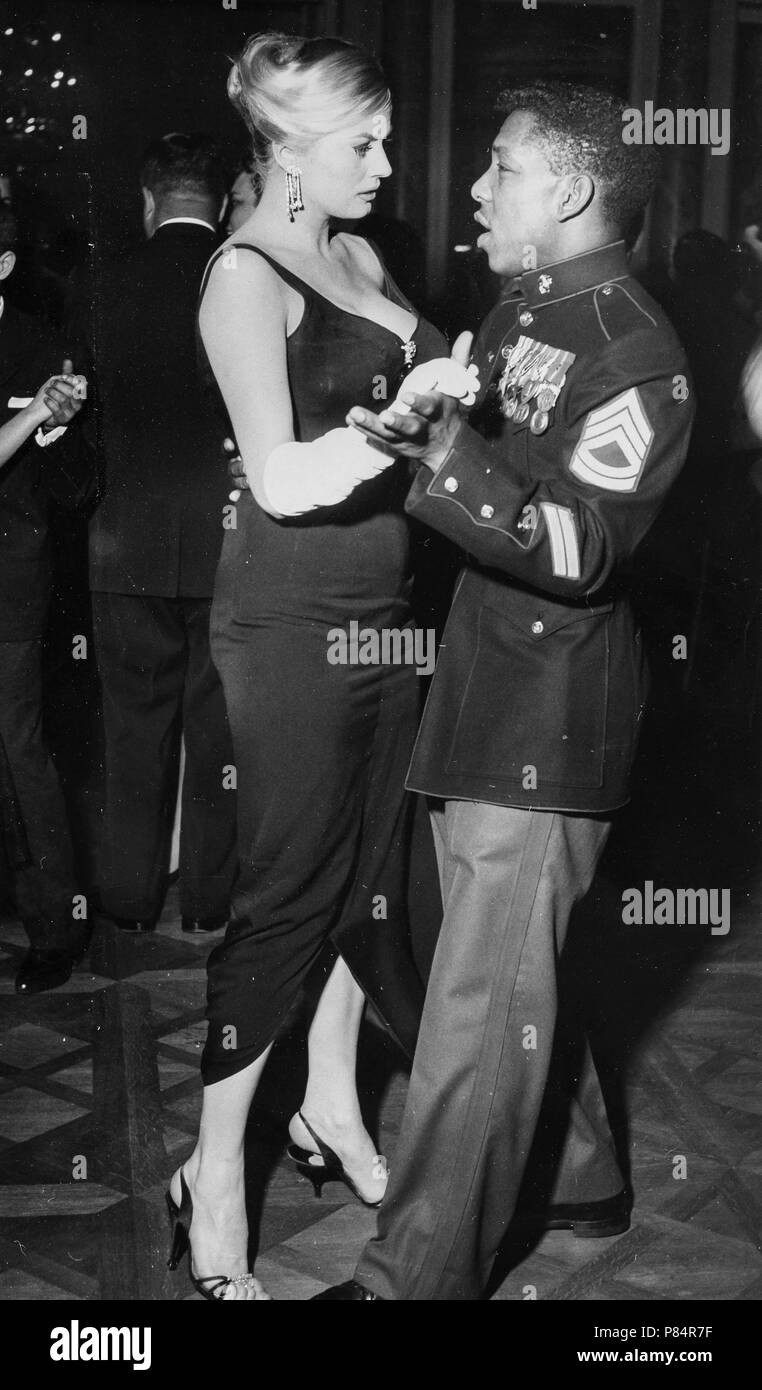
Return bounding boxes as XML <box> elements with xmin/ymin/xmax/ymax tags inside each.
<box><xmin>298</xmin><ymin>1110</ymin><xmax>332</xmax><ymax>1163</ymax></box>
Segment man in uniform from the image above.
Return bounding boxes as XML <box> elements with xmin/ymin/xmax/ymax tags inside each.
<box><xmin>315</xmin><ymin>82</ymin><xmax>695</xmax><ymax>1300</ymax></box>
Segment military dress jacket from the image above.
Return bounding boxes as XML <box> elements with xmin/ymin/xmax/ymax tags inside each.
<box><xmin>404</xmin><ymin>240</ymin><xmax>695</xmax><ymax>814</ymax></box>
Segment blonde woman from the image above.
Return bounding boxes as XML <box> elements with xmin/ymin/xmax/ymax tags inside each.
<box><xmin>166</xmin><ymin>33</ymin><xmax>460</xmax><ymax>1301</ymax></box>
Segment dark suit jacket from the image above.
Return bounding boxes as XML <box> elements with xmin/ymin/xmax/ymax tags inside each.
<box><xmin>0</xmin><ymin>300</ymin><xmax>94</xmax><ymax>641</ymax></box>
<box><xmin>89</xmin><ymin>221</ymin><xmax>230</xmax><ymax>598</ymax></box>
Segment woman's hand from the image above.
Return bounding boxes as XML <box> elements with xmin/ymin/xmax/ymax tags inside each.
<box><xmin>345</xmin><ymin>332</ymin><xmax>475</xmax><ymax>473</ymax></box>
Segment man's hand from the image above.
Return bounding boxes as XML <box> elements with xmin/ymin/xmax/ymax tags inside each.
<box><xmin>345</xmin><ymin>332</ymin><xmax>474</xmax><ymax>473</ymax></box>
<box><xmin>223</xmin><ymin>435</ymin><xmax>249</xmax><ymax>501</ymax></box>
<box><xmin>41</xmin><ymin>359</ymin><xmax>87</xmax><ymax>430</ymax></box>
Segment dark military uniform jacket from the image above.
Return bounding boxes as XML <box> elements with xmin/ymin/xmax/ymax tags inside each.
<box><xmin>404</xmin><ymin>241</ymin><xmax>695</xmax><ymax>814</ymax></box>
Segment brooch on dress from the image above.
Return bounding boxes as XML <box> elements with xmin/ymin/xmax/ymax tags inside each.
<box><xmin>401</xmin><ymin>340</ymin><xmax>417</xmax><ymax>369</ymax></box>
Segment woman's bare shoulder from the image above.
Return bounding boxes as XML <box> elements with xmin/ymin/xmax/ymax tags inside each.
<box><xmin>200</xmin><ymin>240</ymin><xmax>289</xmax><ymax>328</ymax></box>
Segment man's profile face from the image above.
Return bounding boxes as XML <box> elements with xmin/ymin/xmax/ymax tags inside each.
<box><xmin>471</xmin><ymin>111</ymin><xmax>564</xmax><ymax>278</ymax></box>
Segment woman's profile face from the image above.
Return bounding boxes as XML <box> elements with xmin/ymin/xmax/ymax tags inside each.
<box><xmin>227</xmin><ymin>170</ymin><xmax>259</xmax><ymax>233</ymax></box>
<box><xmin>300</xmin><ymin>105</ymin><xmax>392</xmax><ymax>220</ymax></box>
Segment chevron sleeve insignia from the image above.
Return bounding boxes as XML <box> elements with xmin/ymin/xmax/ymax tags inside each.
<box><xmin>569</xmin><ymin>386</ymin><xmax>654</xmax><ymax>492</ymax></box>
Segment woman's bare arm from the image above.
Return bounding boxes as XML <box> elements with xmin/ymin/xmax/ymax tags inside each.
<box><xmin>199</xmin><ymin>251</ymin><xmax>296</xmax><ymax>517</ymax></box>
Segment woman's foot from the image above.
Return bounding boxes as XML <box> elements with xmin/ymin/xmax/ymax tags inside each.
<box><xmin>170</xmin><ymin>1158</ymin><xmax>271</xmax><ymax>1301</ymax></box>
<box><xmin>288</xmin><ymin>1109</ymin><xmax>389</xmax><ymax>1206</ymax></box>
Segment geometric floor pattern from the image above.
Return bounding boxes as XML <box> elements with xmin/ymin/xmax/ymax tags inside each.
<box><xmin>1</xmin><ymin>860</ymin><xmax>761</xmax><ymax>1301</ymax></box>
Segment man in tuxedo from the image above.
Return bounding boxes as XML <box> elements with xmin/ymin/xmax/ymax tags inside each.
<box><xmin>0</xmin><ymin>208</ymin><xmax>93</xmax><ymax>993</ymax></box>
<box><xmin>90</xmin><ymin>133</ymin><xmax>236</xmax><ymax>934</ymax></box>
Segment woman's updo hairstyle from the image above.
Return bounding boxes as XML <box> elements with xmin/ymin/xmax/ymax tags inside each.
<box><xmin>228</xmin><ymin>32</ymin><xmax>391</xmax><ymax>187</ymax></box>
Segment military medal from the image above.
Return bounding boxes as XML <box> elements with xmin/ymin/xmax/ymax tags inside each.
<box><xmin>496</xmin><ymin>336</ymin><xmax>577</xmax><ymax>429</ymax></box>
<box><xmin>497</xmin><ymin>336</ymin><xmax>537</xmax><ymax>419</ymax></box>
<box><xmin>497</xmin><ymin>337</ymin><xmax>577</xmax><ymax>431</ymax></box>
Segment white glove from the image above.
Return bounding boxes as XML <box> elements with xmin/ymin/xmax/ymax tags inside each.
<box><xmin>262</xmin><ymin>429</ymin><xmax>387</xmax><ymax>514</ymax></box>
<box><xmin>391</xmin><ymin>356</ymin><xmax>480</xmax><ymax>414</ymax></box>
<box><xmin>260</xmin><ymin>357</ymin><xmax>480</xmax><ymax>517</ymax></box>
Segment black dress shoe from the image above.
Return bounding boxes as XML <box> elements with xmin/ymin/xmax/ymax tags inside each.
<box><xmin>515</xmin><ymin>1190</ymin><xmax>631</xmax><ymax>1238</ymax></box>
<box><xmin>15</xmin><ymin>948</ymin><xmax>76</xmax><ymax>994</ymax></box>
<box><xmin>181</xmin><ymin>913</ymin><xmax>229</xmax><ymax>934</ymax></box>
<box><xmin>107</xmin><ymin>915</ymin><xmax>157</xmax><ymax>934</ymax></box>
<box><xmin>311</xmin><ymin>1280</ymin><xmax>383</xmax><ymax>1301</ymax></box>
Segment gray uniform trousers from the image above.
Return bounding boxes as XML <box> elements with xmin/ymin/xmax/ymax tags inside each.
<box><xmin>355</xmin><ymin>799</ymin><xmax>624</xmax><ymax>1300</ymax></box>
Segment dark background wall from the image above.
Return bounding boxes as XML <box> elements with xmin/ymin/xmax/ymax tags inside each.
<box><xmin>2</xmin><ymin>0</ymin><xmax>762</xmax><ymax>304</ymax></box>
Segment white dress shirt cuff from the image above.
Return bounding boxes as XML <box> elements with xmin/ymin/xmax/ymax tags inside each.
<box><xmin>35</xmin><ymin>424</ymin><xmax>67</xmax><ymax>447</ymax></box>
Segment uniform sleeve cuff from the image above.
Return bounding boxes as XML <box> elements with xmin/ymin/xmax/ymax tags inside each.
<box><xmin>405</xmin><ymin>421</ymin><xmax>504</xmax><ymax>520</ymax></box>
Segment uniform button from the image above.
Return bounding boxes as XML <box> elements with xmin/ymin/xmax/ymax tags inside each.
<box><xmin>519</xmin><ymin>311</ymin><xmax>534</xmax><ymax>327</ymax></box>
<box><xmin>531</xmin><ymin>620</ymin><xmax>544</xmax><ymax>635</ymax></box>
<box><xmin>444</xmin><ymin>476</ymin><xmax>459</xmax><ymax>493</ymax></box>
<box><xmin>480</xmin><ymin>504</ymin><xmax>494</xmax><ymax>519</ymax></box>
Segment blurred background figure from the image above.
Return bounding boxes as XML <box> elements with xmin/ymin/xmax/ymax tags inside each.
<box><xmin>668</xmin><ymin>230</ymin><xmax>757</xmax><ymax>469</ymax></box>
<box><xmin>225</xmin><ymin>151</ymin><xmax>261</xmax><ymax>235</ymax></box>
<box><xmin>0</xmin><ymin>206</ymin><xmax>94</xmax><ymax>993</ymax></box>
<box><xmin>89</xmin><ymin>132</ymin><xmax>237</xmax><ymax>937</ymax></box>
<box><xmin>358</xmin><ymin>211</ymin><xmax>427</xmax><ymax>308</ymax></box>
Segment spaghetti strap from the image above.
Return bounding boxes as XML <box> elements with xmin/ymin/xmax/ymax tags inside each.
<box><xmin>198</xmin><ymin>241</ymin><xmax>317</xmax><ymax>310</ymax></box>
<box><xmin>198</xmin><ymin>237</ymin><xmax>415</xmax><ymax>323</ymax></box>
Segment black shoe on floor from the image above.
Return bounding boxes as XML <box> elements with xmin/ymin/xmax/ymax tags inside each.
<box><xmin>515</xmin><ymin>1190</ymin><xmax>631</xmax><ymax>1238</ymax></box>
<box><xmin>181</xmin><ymin>913</ymin><xmax>228</xmax><ymax>934</ymax></box>
<box><xmin>15</xmin><ymin>948</ymin><xmax>76</xmax><ymax>994</ymax></box>
<box><xmin>107</xmin><ymin>915</ymin><xmax>157</xmax><ymax>934</ymax></box>
<box><xmin>312</xmin><ymin>1280</ymin><xmax>383</xmax><ymax>1301</ymax></box>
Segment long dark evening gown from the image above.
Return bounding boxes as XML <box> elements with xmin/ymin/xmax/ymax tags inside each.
<box><xmin>197</xmin><ymin>241</ymin><xmax>448</xmax><ymax>1083</ymax></box>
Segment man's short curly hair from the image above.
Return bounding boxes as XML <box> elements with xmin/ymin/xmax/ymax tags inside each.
<box><xmin>496</xmin><ymin>81</ymin><xmax>660</xmax><ymax>240</ymax></box>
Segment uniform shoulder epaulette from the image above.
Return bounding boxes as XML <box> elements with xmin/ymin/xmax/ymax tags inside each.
<box><xmin>591</xmin><ymin>278</ymin><xmax>666</xmax><ymax>345</ymax></box>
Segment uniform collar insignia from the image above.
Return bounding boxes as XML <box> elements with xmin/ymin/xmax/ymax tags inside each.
<box><xmin>520</xmin><ymin>240</ymin><xmax>629</xmax><ymax>308</ymax></box>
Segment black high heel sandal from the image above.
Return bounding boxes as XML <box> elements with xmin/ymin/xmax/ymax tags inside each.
<box><xmin>286</xmin><ymin>1111</ymin><xmax>388</xmax><ymax>1209</ymax></box>
<box><xmin>165</xmin><ymin>1168</ymin><xmax>265</xmax><ymax>1301</ymax></box>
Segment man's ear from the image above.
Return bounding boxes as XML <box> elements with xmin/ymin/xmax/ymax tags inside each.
<box><xmin>141</xmin><ymin>186</ymin><xmax>155</xmax><ymax>235</ymax></box>
<box><xmin>557</xmin><ymin>172</ymin><xmax>595</xmax><ymax>223</ymax></box>
<box><xmin>0</xmin><ymin>249</ymin><xmax>16</xmax><ymax>281</ymax></box>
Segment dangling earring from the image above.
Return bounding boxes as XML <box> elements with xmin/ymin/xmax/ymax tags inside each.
<box><xmin>286</xmin><ymin>166</ymin><xmax>305</xmax><ymax>222</ymax></box>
